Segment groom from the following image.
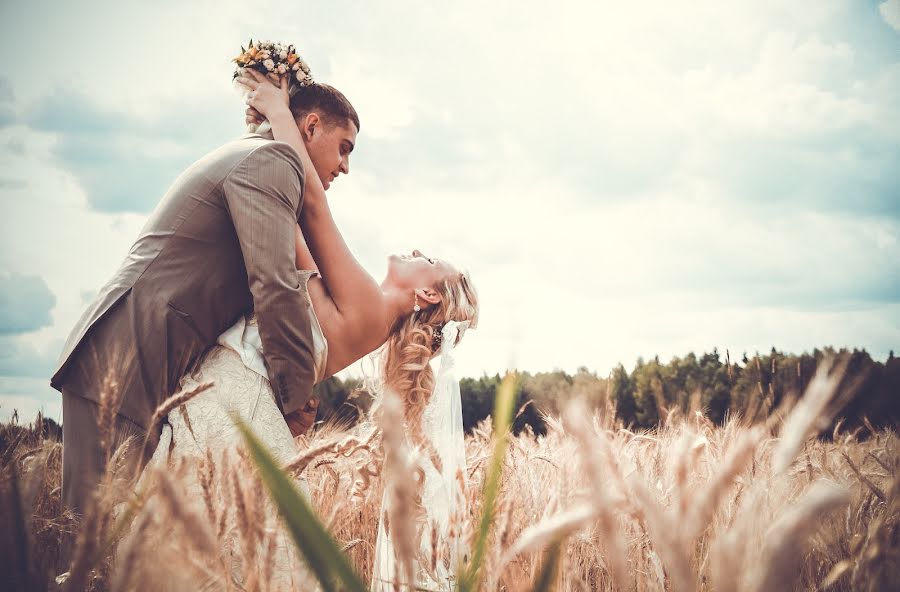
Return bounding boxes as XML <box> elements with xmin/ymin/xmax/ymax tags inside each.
<box><xmin>50</xmin><ymin>82</ymin><xmax>360</xmax><ymax>518</ymax></box>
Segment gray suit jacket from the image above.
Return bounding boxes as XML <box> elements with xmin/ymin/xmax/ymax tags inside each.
<box><xmin>50</xmin><ymin>133</ymin><xmax>317</xmax><ymax>428</ymax></box>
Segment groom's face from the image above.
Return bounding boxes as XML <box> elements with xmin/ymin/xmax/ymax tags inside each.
<box><xmin>303</xmin><ymin>113</ymin><xmax>358</xmax><ymax>191</ymax></box>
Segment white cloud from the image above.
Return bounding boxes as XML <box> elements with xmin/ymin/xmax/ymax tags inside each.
<box><xmin>326</xmin><ymin>51</ymin><xmax>417</xmax><ymax>140</ymax></box>
<box><xmin>0</xmin><ymin>127</ymin><xmax>148</xmax><ymax>352</ymax></box>
<box><xmin>881</xmin><ymin>0</ymin><xmax>900</xmax><ymax>31</ymax></box>
<box><xmin>0</xmin><ymin>378</ymin><xmax>61</xmax><ymax>424</ymax></box>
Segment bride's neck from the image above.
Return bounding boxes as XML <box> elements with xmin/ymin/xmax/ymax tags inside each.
<box><xmin>377</xmin><ymin>281</ymin><xmax>413</xmax><ymax>334</ymax></box>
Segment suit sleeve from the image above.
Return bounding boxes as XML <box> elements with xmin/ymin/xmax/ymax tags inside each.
<box><xmin>222</xmin><ymin>141</ymin><xmax>314</xmax><ymax>416</ymax></box>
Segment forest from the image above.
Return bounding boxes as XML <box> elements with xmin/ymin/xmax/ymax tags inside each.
<box><xmin>312</xmin><ymin>347</ymin><xmax>900</xmax><ymax>436</ymax></box>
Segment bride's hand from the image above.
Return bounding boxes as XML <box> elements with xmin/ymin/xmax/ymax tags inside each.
<box><xmin>285</xmin><ymin>397</ymin><xmax>319</xmax><ymax>437</ymax></box>
<box><xmin>236</xmin><ymin>69</ymin><xmax>291</xmax><ymax>121</ymax></box>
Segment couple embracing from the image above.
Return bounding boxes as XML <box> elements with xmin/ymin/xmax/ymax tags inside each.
<box><xmin>50</xmin><ymin>42</ymin><xmax>478</xmax><ymax>590</ymax></box>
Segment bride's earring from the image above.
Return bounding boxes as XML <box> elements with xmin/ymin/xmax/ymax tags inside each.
<box><xmin>413</xmin><ymin>291</ymin><xmax>421</xmax><ymax>313</ymax></box>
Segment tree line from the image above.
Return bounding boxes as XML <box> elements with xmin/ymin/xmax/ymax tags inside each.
<box><xmin>5</xmin><ymin>347</ymin><xmax>896</xmax><ymax>439</ymax></box>
<box><xmin>312</xmin><ymin>347</ymin><xmax>899</xmax><ymax>436</ymax></box>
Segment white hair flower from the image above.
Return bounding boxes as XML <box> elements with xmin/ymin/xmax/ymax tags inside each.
<box><xmin>277</xmin><ymin>63</ymin><xmax>287</xmax><ymax>74</ymax></box>
<box><xmin>292</xmin><ymin>63</ymin><xmax>300</xmax><ymax>71</ymax></box>
<box><xmin>264</xmin><ymin>59</ymin><xmax>275</xmax><ymax>71</ymax></box>
<box><xmin>279</xmin><ymin>49</ymin><xmax>288</xmax><ymax>59</ymax></box>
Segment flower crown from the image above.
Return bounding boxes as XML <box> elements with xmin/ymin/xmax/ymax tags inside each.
<box><xmin>232</xmin><ymin>39</ymin><xmax>314</xmax><ymax>87</ymax></box>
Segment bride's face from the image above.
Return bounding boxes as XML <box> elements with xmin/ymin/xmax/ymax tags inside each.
<box><xmin>304</xmin><ymin>114</ymin><xmax>358</xmax><ymax>190</ymax></box>
<box><xmin>385</xmin><ymin>249</ymin><xmax>459</xmax><ymax>291</ymax></box>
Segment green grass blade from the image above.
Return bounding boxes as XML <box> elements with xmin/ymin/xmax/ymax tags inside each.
<box><xmin>233</xmin><ymin>415</ymin><xmax>366</xmax><ymax>592</ymax></box>
<box><xmin>459</xmin><ymin>372</ymin><xmax>518</xmax><ymax>591</ymax></box>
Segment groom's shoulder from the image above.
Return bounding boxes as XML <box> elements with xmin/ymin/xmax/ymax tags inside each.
<box><xmin>170</xmin><ymin>134</ymin><xmax>305</xmax><ymax>195</ymax></box>
<box><xmin>201</xmin><ymin>134</ymin><xmax>304</xmax><ymax>179</ymax></box>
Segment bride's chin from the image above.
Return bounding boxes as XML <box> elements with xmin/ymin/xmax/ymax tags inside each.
<box><xmin>384</xmin><ymin>255</ymin><xmax>400</xmax><ymax>279</ymax></box>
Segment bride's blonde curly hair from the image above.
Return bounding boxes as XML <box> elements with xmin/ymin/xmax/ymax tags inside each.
<box><xmin>380</xmin><ymin>270</ymin><xmax>478</xmax><ymax>441</ymax></box>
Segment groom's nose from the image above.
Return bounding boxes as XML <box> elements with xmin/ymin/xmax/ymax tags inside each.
<box><xmin>340</xmin><ymin>155</ymin><xmax>350</xmax><ymax>175</ymax></box>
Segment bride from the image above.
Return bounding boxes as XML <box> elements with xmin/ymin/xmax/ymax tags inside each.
<box><xmin>140</xmin><ymin>69</ymin><xmax>478</xmax><ymax>590</ymax></box>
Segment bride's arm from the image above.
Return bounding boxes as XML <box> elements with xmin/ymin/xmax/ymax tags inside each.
<box><xmin>293</xmin><ymin>225</ymin><xmax>318</xmax><ymax>273</ymax></box>
<box><xmin>242</xmin><ymin>72</ymin><xmax>382</xmax><ymax>320</ymax></box>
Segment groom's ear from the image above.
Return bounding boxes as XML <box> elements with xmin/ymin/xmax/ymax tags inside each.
<box><xmin>300</xmin><ymin>113</ymin><xmax>320</xmax><ymax>141</ymax></box>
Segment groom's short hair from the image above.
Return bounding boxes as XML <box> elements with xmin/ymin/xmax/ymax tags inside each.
<box><xmin>290</xmin><ymin>83</ymin><xmax>360</xmax><ymax>132</ymax></box>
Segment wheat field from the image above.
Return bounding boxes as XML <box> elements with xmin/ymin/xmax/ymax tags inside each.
<box><xmin>1</xmin><ymin>364</ymin><xmax>898</xmax><ymax>591</ymax></box>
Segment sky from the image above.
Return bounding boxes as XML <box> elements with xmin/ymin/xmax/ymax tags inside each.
<box><xmin>1</xmin><ymin>0</ymin><xmax>898</xmax><ymax>424</ymax></box>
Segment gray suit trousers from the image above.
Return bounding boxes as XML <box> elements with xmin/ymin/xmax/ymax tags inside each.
<box><xmin>60</xmin><ymin>390</ymin><xmax>146</xmax><ymax>519</ymax></box>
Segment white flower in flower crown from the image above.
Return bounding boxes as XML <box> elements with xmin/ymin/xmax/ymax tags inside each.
<box><xmin>277</xmin><ymin>63</ymin><xmax>287</xmax><ymax>74</ymax></box>
<box><xmin>258</xmin><ymin>50</ymin><xmax>271</xmax><ymax>60</ymax></box>
<box><xmin>296</xmin><ymin>71</ymin><xmax>308</xmax><ymax>82</ymax></box>
<box><xmin>279</xmin><ymin>49</ymin><xmax>288</xmax><ymax>59</ymax></box>
<box><xmin>301</xmin><ymin>63</ymin><xmax>310</xmax><ymax>75</ymax></box>
<box><xmin>292</xmin><ymin>63</ymin><xmax>300</xmax><ymax>71</ymax></box>
<box><xmin>264</xmin><ymin>59</ymin><xmax>275</xmax><ymax>71</ymax></box>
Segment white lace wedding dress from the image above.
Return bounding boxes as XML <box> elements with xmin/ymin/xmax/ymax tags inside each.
<box><xmin>140</xmin><ymin>270</ymin><xmax>328</xmax><ymax>589</ymax></box>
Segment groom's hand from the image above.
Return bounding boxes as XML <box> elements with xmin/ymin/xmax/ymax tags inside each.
<box><xmin>285</xmin><ymin>397</ymin><xmax>319</xmax><ymax>437</ymax></box>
